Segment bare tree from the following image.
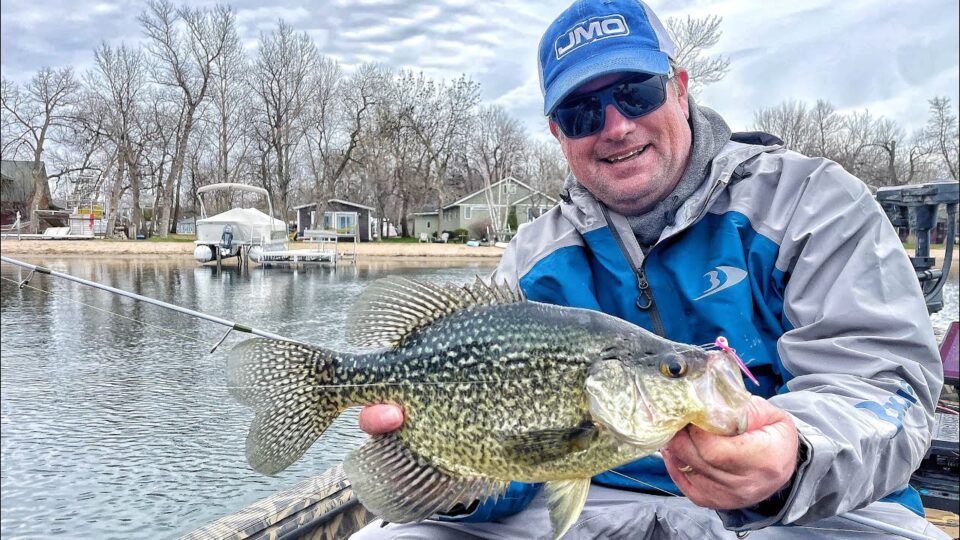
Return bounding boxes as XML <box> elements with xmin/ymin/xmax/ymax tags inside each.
<box><xmin>805</xmin><ymin>100</ymin><xmax>843</xmax><ymax>158</ymax></box>
<box><xmin>353</xmin><ymin>99</ymin><xmax>397</xmax><ymax>240</ymax></box>
<box><xmin>302</xmin><ymin>57</ymin><xmax>364</xmax><ymax>226</ymax></box>
<box><xmin>207</xmin><ymin>9</ymin><xmax>251</xmax><ymax>188</ymax></box>
<box><xmin>522</xmin><ymin>138</ymin><xmax>568</xmax><ymax>204</ymax></box>
<box><xmin>84</xmin><ymin>43</ymin><xmax>152</xmax><ymax>236</ymax></box>
<box><xmin>369</xmin><ymin>71</ymin><xmax>432</xmax><ymax>237</ymax></box>
<box><xmin>0</xmin><ymin>67</ymin><xmax>78</xmax><ymax>231</ymax></box>
<box><xmin>465</xmin><ymin>104</ymin><xmax>526</xmax><ymax>240</ymax></box>
<box><xmin>752</xmin><ymin>96</ymin><xmax>954</xmax><ymax>189</ymax></box>
<box><xmin>401</xmin><ymin>72</ymin><xmax>481</xmax><ymax>235</ymax></box>
<box><xmin>665</xmin><ymin>15</ymin><xmax>730</xmax><ymax>95</ymax></box>
<box><xmin>753</xmin><ymin>100</ymin><xmax>811</xmax><ymax>151</ymax></box>
<box><xmin>868</xmin><ymin>118</ymin><xmax>905</xmax><ymax>186</ymax></box>
<box><xmin>922</xmin><ymin>96</ymin><xmax>959</xmax><ymax>180</ymax></box>
<box><xmin>250</xmin><ymin>20</ymin><xmax>319</xmax><ymax>218</ymax></box>
<box><xmin>139</xmin><ymin>1</ymin><xmax>233</xmax><ymax>235</ymax></box>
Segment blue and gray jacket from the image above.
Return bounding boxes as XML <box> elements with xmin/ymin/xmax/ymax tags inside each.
<box><xmin>465</xmin><ymin>133</ymin><xmax>942</xmax><ymax>531</ymax></box>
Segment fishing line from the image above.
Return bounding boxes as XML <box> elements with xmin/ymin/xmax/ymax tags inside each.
<box><xmin>1</xmin><ymin>255</ymin><xmax>296</xmax><ymax>350</ymax></box>
<box><xmin>1</xmin><ymin>275</ymin><xmax>211</xmax><ymax>347</ymax></box>
<box><xmin>606</xmin><ymin>468</ymin><xmax>682</xmax><ymax>498</ymax></box>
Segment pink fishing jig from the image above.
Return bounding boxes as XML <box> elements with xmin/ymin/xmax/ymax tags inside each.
<box><xmin>715</xmin><ymin>336</ymin><xmax>759</xmax><ymax>387</ymax></box>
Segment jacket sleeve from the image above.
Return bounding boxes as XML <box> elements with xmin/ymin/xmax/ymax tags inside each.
<box><xmin>719</xmin><ymin>158</ymin><xmax>943</xmax><ymax>530</ymax></box>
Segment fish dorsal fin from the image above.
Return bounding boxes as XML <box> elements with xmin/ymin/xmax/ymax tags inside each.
<box><xmin>346</xmin><ymin>276</ymin><xmax>525</xmax><ymax>350</ymax></box>
<box><xmin>544</xmin><ymin>478</ymin><xmax>591</xmax><ymax>540</ymax></box>
<box><xmin>343</xmin><ymin>434</ymin><xmax>508</xmax><ymax>522</ymax></box>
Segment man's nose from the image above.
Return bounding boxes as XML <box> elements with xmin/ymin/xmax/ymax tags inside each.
<box><xmin>599</xmin><ymin>103</ymin><xmax>635</xmax><ymax>140</ymax></box>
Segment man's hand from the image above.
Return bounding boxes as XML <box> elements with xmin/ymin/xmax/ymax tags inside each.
<box><xmin>358</xmin><ymin>404</ymin><xmax>404</xmax><ymax>435</ymax></box>
<box><xmin>661</xmin><ymin>396</ymin><xmax>799</xmax><ymax>510</ymax></box>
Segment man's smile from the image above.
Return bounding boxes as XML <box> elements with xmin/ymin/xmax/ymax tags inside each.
<box><xmin>601</xmin><ymin>144</ymin><xmax>650</xmax><ymax>164</ymax></box>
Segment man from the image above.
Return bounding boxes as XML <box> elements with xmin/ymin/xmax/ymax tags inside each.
<box><xmin>353</xmin><ymin>0</ymin><xmax>947</xmax><ymax>538</ymax></box>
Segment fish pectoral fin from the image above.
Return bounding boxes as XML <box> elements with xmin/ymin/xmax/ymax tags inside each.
<box><xmin>344</xmin><ymin>434</ymin><xmax>507</xmax><ymax>523</ymax></box>
<box><xmin>496</xmin><ymin>421</ymin><xmax>599</xmax><ymax>464</ymax></box>
<box><xmin>544</xmin><ymin>478</ymin><xmax>591</xmax><ymax>540</ymax></box>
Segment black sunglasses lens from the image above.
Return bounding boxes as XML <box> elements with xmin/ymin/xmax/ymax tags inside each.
<box><xmin>614</xmin><ymin>77</ymin><xmax>666</xmax><ymax>117</ymax></box>
<box><xmin>555</xmin><ymin>95</ymin><xmax>603</xmax><ymax>138</ymax></box>
<box><xmin>553</xmin><ymin>75</ymin><xmax>668</xmax><ymax>138</ymax></box>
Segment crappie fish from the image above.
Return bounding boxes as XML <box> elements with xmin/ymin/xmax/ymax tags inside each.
<box><xmin>227</xmin><ymin>278</ymin><xmax>751</xmax><ymax>539</ymax></box>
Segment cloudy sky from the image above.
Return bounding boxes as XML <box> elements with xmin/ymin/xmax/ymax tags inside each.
<box><xmin>2</xmin><ymin>0</ymin><xmax>957</xmax><ymax>141</ymax></box>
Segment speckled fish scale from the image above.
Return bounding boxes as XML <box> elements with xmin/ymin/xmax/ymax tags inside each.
<box><xmin>227</xmin><ymin>277</ymin><xmax>751</xmax><ymax>540</ymax></box>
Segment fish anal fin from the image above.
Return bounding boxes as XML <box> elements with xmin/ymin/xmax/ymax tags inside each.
<box><xmin>343</xmin><ymin>434</ymin><xmax>507</xmax><ymax>523</ymax></box>
<box><xmin>497</xmin><ymin>421</ymin><xmax>599</xmax><ymax>464</ymax></box>
<box><xmin>544</xmin><ymin>478</ymin><xmax>591</xmax><ymax>540</ymax></box>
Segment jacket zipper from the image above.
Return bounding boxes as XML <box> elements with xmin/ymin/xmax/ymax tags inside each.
<box><xmin>635</xmin><ymin>267</ymin><xmax>666</xmax><ymax>336</ymax></box>
<box><xmin>630</xmin><ymin>170</ymin><xmax>746</xmax><ymax>336</ymax></box>
<box><xmin>600</xmin><ymin>206</ymin><xmax>667</xmax><ymax>337</ymax></box>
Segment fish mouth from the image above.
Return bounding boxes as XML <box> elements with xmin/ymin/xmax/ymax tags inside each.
<box><xmin>693</xmin><ymin>351</ymin><xmax>752</xmax><ymax>435</ymax></box>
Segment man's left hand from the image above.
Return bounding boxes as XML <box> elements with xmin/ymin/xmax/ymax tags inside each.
<box><xmin>661</xmin><ymin>396</ymin><xmax>800</xmax><ymax>510</ymax></box>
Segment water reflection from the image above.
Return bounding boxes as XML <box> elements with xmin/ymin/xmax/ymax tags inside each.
<box><xmin>1</xmin><ymin>256</ymin><xmax>957</xmax><ymax>538</ymax></box>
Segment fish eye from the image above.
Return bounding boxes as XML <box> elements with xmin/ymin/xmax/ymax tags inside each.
<box><xmin>659</xmin><ymin>358</ymin><xmax>688</xmax><ymax>378</ymax></box>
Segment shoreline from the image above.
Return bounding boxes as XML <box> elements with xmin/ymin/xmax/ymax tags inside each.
<box><xmin>0</xmin><ymin>239</ymin><xmax>505</xmax><ymax>258</ymax></box>
<box><xmin>2</xmin><ymin>239</ymin><xmax>957</xmax><ymax>267</ymax></box>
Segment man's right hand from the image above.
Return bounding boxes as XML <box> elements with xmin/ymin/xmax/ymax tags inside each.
<box><xmin>358</xmin><ymin>404</ymin><xmax>404</xmax><ymax>435</ymax></box>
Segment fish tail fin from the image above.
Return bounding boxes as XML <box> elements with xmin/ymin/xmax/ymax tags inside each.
<box><xmin>227</xmin><ymin>338</ymin><xmax>343</xmax><ymax>475</ymax></box>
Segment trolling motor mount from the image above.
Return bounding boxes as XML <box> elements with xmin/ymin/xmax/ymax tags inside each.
<box><xmin>876</xmin><ymin>181</ymin><xmax>959</xmax><ymax>314</ymax></box>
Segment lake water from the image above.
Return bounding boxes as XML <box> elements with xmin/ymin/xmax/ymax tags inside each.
<box><xmin>1</xmin><ymin>256</ymin><xmax>957</xmax><ymax>539</ymax></box>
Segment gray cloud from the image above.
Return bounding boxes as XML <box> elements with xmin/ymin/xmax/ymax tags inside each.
<box><xmin>1</xmin><ymin>0</ymin><xmax>957</xmax><ymax>139</ymax></box>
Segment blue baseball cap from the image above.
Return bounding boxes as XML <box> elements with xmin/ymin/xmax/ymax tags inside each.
<box><xmin>539</xmin><ymin>0</ymin><xmax>677</xmax><ymax>116</ymax></box>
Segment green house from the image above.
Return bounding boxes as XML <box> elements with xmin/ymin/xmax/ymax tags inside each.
<box><xmin>407</xmin><ymin>177</ymin><xmax>557</xmax><ymax>240</ymax></box>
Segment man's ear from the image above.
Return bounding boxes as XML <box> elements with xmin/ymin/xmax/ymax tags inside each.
<box><xmin>548</xmin><ymin>118</ymin><xmax>562</xmax><ymax>141</ymax></box>
<box><xmin>673</xmin><ymin>68</ymin><xmax>690</xmax><ymax>120</ymax></box>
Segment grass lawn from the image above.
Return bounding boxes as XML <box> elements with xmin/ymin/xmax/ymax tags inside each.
<box><xmin>903</xmin><ymin>242</ymin><xmax>948</xmax><ymax>250</ymax></box>
<box><xmin>102</xmin><ymin>234</ymin><xmax>196</xmax><ymax>243</ymax></box>
<box><xmin>380</xmin><ymin>236</ymin><xmax>421</xmax><ymax>244</ymax></box>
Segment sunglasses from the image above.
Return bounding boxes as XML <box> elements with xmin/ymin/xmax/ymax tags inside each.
<box><xmin>551</xmin><ymin>72</ymin><xmax>671</xmax><ymax>139</ymax></box>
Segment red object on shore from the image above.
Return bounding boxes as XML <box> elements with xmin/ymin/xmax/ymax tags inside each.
<box><xmin>940</xmin><ymin>321</ymin><xmax>959</xmax><ymax>384</ymax></box>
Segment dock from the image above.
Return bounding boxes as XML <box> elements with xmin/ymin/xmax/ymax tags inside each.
<box><xmin>256</xmin><ymin>229</ymin><xmax>356</xmax><ymax>266</ymax></box>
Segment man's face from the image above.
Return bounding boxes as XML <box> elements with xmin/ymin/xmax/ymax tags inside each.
<box><xmin>550</xmin><ymin>69</ymin><xmax>692</xmax><ymax>216</ymax></box>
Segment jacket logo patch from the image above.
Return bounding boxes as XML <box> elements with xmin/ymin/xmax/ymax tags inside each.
<box><xmin>854</xmin><ymin>383</ymin><xmax>918</xmax><ymax>437</ymax></box>
<box><xmin>694</xmin><ymin>265</ymin><xmax>748</xmax><ymax>301</ymax></box>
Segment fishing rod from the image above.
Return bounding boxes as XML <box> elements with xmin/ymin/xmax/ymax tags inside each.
<box><xmin>0</xmin><ymin>255</ymin><xmax>297</xmax><ymax>351</ymax></box>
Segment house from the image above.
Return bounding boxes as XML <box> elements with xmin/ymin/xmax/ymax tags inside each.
<box><xmin>1</xmin><ymin>160</ymin><xmax>46</xmax><ymax>226</ymax></box>
<box><xmin>407</xmin><ymin>177</ymin><xmax>557</xmax><ymax>240</ymax></box>
<box><xmin>293</xmin><ymin>199</ymin><xmax>377</xmax><ymax>241</ymax></box>
<box><xmin>176</xmin><ymin>217</ymin><xmax>197</xmax><ymax>235</ymax></box>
